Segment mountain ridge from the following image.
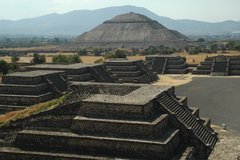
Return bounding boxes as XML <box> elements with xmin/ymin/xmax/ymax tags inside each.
<box><xmin>0</xmin><ymin>5</ymin><xmax>239</xmax><ymax>36</ymax></box>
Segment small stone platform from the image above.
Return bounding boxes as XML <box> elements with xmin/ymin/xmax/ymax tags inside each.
<box><xmin>0</xmin><ymin>82</ymin><xmax>217</xmax><ymax>159</ymax></box>
<box><xmin>104</xmin><ymin>59</ymin><xmax>158</xmax><ymax>83</ymax></box>
<box><xmin>192</xmin><ymin>55</ymin><xmax>240</xmax><ymax>76</ymax></box>
<box><xmin>0</xmin><ymin>70</ymin><xmax>68</xmax><ymax>114</ymax></box>
<box><xmin>27</xmin><ymin>63</ymin><xmax>115</xmax><ymax>83</ymax></box>
<box><xmin>146</xmin><ymin>54</ymin><xmax>189</xmax><ymax>74</ymax></box>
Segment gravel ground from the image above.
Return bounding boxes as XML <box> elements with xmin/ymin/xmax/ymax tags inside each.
<box><xmin>209</xmin><ymin>126</ymin><xmax>240</xmax><ymax>160</ymax></box>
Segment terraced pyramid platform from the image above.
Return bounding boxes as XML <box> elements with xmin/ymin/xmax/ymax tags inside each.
<box><xmin>0</xmin><ymin>70</ymin><xmax>67</xmax><ymax>114</ymax></box>
<box><xmin>0</xmin><ymin>82</ymin><xmax>217</xmax><ymax>159</ymax></box>
<box><xmin>104</xmin><ymin>59</ymin><xmax>158</xmax><ymax>83</ymax></box>
<box><xmin>192</xmin><ymin>55</ymin><xmax>240</xmax><ymax>76</ymax></box>
<box><xmin>146</xmin><ymin>55</ymin><xmax>188</xmax><ymax>74</ymax></box>
<box><xmin>64</xmin><ymin>12</ymin><xmax>189</xmax><ymax>50</ymax></box>
<box><xmin>27</xmin><ymin>63</ymin><xmax>115</xmax><ymax>83</ymax></box>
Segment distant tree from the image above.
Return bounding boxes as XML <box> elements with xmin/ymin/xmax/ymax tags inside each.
<box><xmin>70</xmin><ymin>55</ymin><xmax>81</xmax><ymax>63</ymax></box>
<box><xmin>189</xmin><ymin>47</ymin><xmax>201</xmax><ymax>55</ymax></box>
<box><xmin>32</xmin><ymin>53</ymin><xmax>46</xmax><ymax>64</ymax></box>
<box><xmin>104</xmin><ymin>52</ymin><xmax>116</xmax><ymax>59</ymax></box>
<box><xmin>78</xmin><ymin>49</ymin><xmax>87</xmax><ymax>55</ymax></box>
<box><xmin>115</xmin><ymin>50</ymin><xmax>127</xmax><ymax>58</ymax></box>
<box><xmin>52</xmin><ymin>54</ymin><xmax>81</xmax><ymax>64</ymax></box>
<box><xmin>53</xmin><ymin>37</ymin><xmax>60</xmax><ymax>44</ymax></box>
<box><xmin>197</xmin><ymin>38</ymin><xmax>205</xmax><ymax>42</ymax></box>
<box><xmin>210</xmin><ymin>44</ymin><xmax>218</xmax><ymax>53</ymax></box>
<box><xmin>226</xmin><ymin>41</ymin><xmax>236</xmax><ymax>50</ymax></box>
<box><xmin>235</xmin><ymin>45</ymin><xmax>240</xmax><ymax>52</ymax></box>
<box><xmin>93</xmin><ymin>48</ymin><xmax>102</xmax><ymax>56</ymax></box>
<box><xmin>0</xmin><ymin>60</ymin><xmax>10</xmax><ymax>75</ymax></box>
<box><xmin>11</xmin><ymin>55</ymin><xmax>20</xmax><ymax>63</ymax></box>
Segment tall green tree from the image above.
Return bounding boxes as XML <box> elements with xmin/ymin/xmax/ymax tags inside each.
<box><xmin>52</xmin><ymin>54</ymin><xmax>81</xmax><ymax>64</ymax></box>
<box><xmin>32</xmin><ymin>53</ymin><xmax>46</xmax><ymax>64</ymax></box>
<box><xmin>0</xmin><ymin>60</ymin><xmax>10</xmax><ymax>75</ymax></box>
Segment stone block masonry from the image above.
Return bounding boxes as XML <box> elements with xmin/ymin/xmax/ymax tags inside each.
<box><xmin>146</xmin><ymin>54</ymin><xmax>189</xmax><ymax>74</ymax></box>
<box><xmin>0</xmin><ymin>82</ymin><xmax>217</xmax><ymax>159</ymax></box>
<box><xmin>26</xmin><ymin>63</ymin><xmax>115</xmax><ymax>83</ymax></box>
<box><xmin>193</xmin><ymin>55</ymin><xmax>240</xmax><ymax>76</ymax></box>
<box><xmin>0</xmin><ymin>70</ymin><xmax>67</xmax><ymax>114</ymax></box>
<box><xmin>105</xmin><ymin>59</ymin><xmax>158</xmax><ymax>83</ymax></box>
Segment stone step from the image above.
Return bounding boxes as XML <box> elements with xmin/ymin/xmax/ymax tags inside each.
<box><xmin>166</xmin><ymin>63</ymin><xmax>188</xmax><ymax>69</ymax></box>
<box><xmin>192</xmin><ymin>69</ymin><xmax>211</xmax><ymax>75</ymax></box>
<box><xmin>228</xmin><ymin>70</ymin><xmax>240</xmax><ymax>75</ymax></box>
<box><xmin>2</xmin><ymin>76</ymin><xmax>44</xmax><ymax>85</ymax></box>
<box><xmin>105</xmin><ymin>61</ymin><xmax>138</xmax><ymax>66</ymax></box>
<box><xmin>200</xmin><ymin>61</ymin><xmax>213</xmax><ymax>65</ymax></box>
<box><xmin>167</xmin><ymin>59</ymin><xmax>185</xmax><ymax>65</ymax></box>
<box><xmin>229</xmin><ymin>65</ymin><xmax>240</xmax><ymax>70</ymax></box>
<box><xmin>106</xmin><ymin>65</ymin><xmax>138</xmax><ymax>71</ymax></box>
<box><xmin>0</xmin><ymin>92</ymin><xmax>53</xmax><ymax>106</ymax></box>
<box><xmin>71</xmin><ymin>114</ymin><xmax>169</xmax><ymax>139</ymax></box>
<box><xmin>68</xmin><ymin>73</ymin><xmax>93</xmax><ymax>82</ymax></box>
<box><xmin>196</xmin><ymin>65</ymin><xmax>212</xmax><ymax>70</ymax></box>
<box><xmin>189</xmin><ymin>107</ymin><xmax>199</xmax><ymax>117</ymax></box>
<box><xmin>2</xmin><ymin>70</ymin><xmax>65</xmax><ymax>85</ymax></box>
<box><xmin>0</xmin><ymin>105</ymin><xmax>27</xmax><ymax>114</ymax></box>
<box><xmin>165</xmin><ymin>69</ymin><xmax>188</xmax><ymax>74</ymax></box>
<box><xmin>229</xmin><ymin>61</ymin><xmax>240</xmax><ymax>65</ymax></box>
<box><xmin>15</xmin><ymin>129</ymin><xmax>180</xmax><ymax>159</ymax></box>
<box><xmin>117</xmin><ymin>76</ymin><xmax>141</xmax><ymax>83</ymax></box>
<box><xmin>0</xmin><ymin>83</ymin><xmax>49</xmax><ymax>95</ymax></box>
<box><xmin>0</xmin><ymin>147</ymin><xmax>116</xmax><ymax>160</ymax></box>
<box><xmin>111</xmin><ymin>71</ymin><xmax>142</xmax><ymax>77</ymax></box>
<box><xmin>80</xmin><ymin>94</ymin><xmax>154</xmax><ymax>120</ymax></box>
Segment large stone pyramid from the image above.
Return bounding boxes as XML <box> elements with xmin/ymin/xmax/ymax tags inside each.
<box><xmin>65</xmin><ymin>12</ymin><xmax>189</xmax><ymax>50</ymax></box>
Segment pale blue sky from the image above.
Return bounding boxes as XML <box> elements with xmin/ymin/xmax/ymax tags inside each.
<box><xmin>0</xmin><ymin>0</ymin><xmax>239</xmax><ymax>22</ymax></box>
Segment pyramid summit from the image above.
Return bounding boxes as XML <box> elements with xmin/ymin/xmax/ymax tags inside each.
<box><xmin>65</xmin><ymin>12</ymin><xmax>189</xmax><ymax>50</ymax></box>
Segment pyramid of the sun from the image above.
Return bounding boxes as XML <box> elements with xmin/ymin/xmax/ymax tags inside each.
<box><xmin>65</xmin><ymin>12</ymin><xmax>189</xmax><ymax>50</ymax></box>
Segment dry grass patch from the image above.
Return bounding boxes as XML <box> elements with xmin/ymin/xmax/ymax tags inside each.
<box><xmin>0</xmin><ymin>95</ymin><xmax>67</xmax><ymax>127</ymax></box>
<box><xmin>178</xmin><ymin>51</ymin><xmax>240</xmax><ymax>65</ymax></box>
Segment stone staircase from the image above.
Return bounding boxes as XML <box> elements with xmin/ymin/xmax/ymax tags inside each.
<box><xmin>157</xmin><ymin>92</ymin><xmax>218</xmax><ymax>150</ymax></box>
<box><xmin>105</xmin><ymin>59</ymin><xmax>158</xmax><ymax>83</ymax></box>
<box><xmin>211</xmin><ymin>57</ymin><xmax>229</xmax><ymax>76</ymax></box>
<box><xmin>0</xmin><ymin>70</ymin><xmax>67</xmax><ymax>114</ymax></box>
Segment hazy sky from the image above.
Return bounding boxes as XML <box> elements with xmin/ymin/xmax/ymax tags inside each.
<box><xmin>0</xmin><ymin>0</ymin><xmax>240</xmax><ymax>22</ymax></box>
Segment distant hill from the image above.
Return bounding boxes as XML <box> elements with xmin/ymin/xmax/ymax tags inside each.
<box><xmin>0</xmin><ymin>5</ymin><xmax>240</xmax><ymax>36</ymax></box>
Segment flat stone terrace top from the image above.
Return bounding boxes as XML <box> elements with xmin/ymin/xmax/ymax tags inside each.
<box><xmin>4</xmin><ymin>70</ymin><xmax>65</xmax><ymax>77</ymax></box>
<box><xmin>146</xmin><ymin>54</ymin><xmax>179</xmax><ymax>58</ymax></box>
<box><xmin>27</xmin><ymin>63</ymin><xmax>101</xmax><ymax>70</ymax></box>
<box><xmin>105</xmin><ymin>59</ymin><xmax>141</xmax><ymax>62</ymax></box>
<box><xmin>83</xmin><ymin>85</ymin><xmax>172</xmax><ymax>105</ymax></box>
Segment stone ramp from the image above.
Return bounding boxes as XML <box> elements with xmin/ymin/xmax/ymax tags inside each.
<box><xmin>157</xmin><ymin>92</ymin><xmax>218</xmax><ymax>150</ymax></box>
<box><xmin>105</xmin><ymin>60</ymin><xmax>158</xmax><ymax>83</ymax></box>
